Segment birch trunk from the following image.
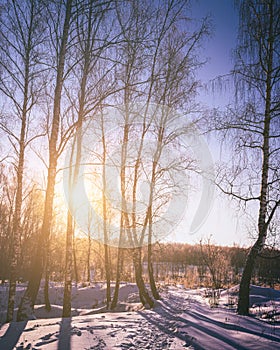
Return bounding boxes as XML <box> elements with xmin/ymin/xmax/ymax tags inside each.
<box><xmin>17</xmin><ymin>0</ymin><xmax>73</xmax><ymax>321</ymax></box>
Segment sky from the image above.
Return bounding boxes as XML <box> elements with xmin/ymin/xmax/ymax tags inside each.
<box><xmin>192</xmin><ymin>0</ymin><xmax>239</xmax><ymax>83</ymax></box>
<box><xmin>60</xmin><ymin>0</ymin><xmax>246</xmax><ymax>248</ymax></box>
<box><xmin>165</xmin><ymin>1</ymin><xmax>250</xmax><ymax>247</ymax></box>
<box><xmin>3</xmin><ymin>0</ymin><xmax>247</xmax><ymax>249</ymax></box>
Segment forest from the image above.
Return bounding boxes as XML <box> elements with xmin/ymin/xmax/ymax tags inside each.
<box><xmin>0</xmin><ymin>0</ymin><xmax>279</xmax><ymax>338</ymax></box>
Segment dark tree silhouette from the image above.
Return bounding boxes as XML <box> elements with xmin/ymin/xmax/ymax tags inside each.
<box><xmin>214</xmin><ymin>0</ymin><xmax>280</xmax><ymax>315</ymax></box>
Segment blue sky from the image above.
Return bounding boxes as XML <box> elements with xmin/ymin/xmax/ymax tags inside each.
<box><xmin>166</xmin><ymin>1</ymin><xmax>249</xmax><ymax>247</ymax></box>
<box><xmin>192</xmin><ymin>0</ymin><xmax>239</xmax><ymax>83</ymax></box>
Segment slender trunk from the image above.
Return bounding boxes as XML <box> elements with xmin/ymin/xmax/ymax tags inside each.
<box><xmin>111</xmin><ymin>226</ymin><xmax>124</xmax><ymax>310</ymax></box>
<box><xmin>133</xmin><ymin>247</ymin><xmax>154</xmax><ymax>308</ymax></box>
<box><xmin>6</xmin><ymin>141</ymin><xmax>25</xmax><ymax>322</ymax></box>
<box><xmin>62</xmin><ymin>121</ymin><xmax>76</xmax><ymax>317</ymax></box>
<box><xmin>124</xmin><ymin>115</ymin><xmax>154</xmax><ymax>308</ymax></box>
<box><xmin>44</xmin><ymin>236</ymin><xmax>51</xmax><ymax>311</ymax></box>
<box><xmin>17</xmin><ymin>0</ymin><xmax>73</xmax><ymax>321</ymax></box>
<box><xmin>6</xmin><ymin>3</ymin><xmax>32</xmax><ymax>321</ymax></box>
<box><xmin>62</xmin><ymin>211</ymin><xmax>73</xmax><ymax>317</ymax></box>
<box><xmin>237</xmin><ymin>3</ymin><xmax>273</xmax><ymax>315</ymax></box>
<box><xmin>145</xmin><ymin>126</ymin><xmax>164</xmax><ymax>301</ymax></box>
<box><xmin>44</xmin><ymin>263</ymin><xmax>51</xmax><ymax>312</ymax></box>
<box><xmin>73</xmin><ymin>234</ymin><xmax>79</xmax><ymax>286</ymax></box>
<box><xmin>146</xmin><ymin>183</ymin><xmax>159</xmax><ymax>300</ymax></box>
<box><xmin>87</xmin><ymin>233</ymin><xmax>91</xmax><ymax>283</ymax></box>
<box><xmin>111</xmin><ymin>116</ymin><xmax>130</xmax><ymax>310</ymax></box>
<box><xmin>111</xmin><ymin>249</ymin><xmax>123</xmax><ymax>309</ymax></box>
<box><xmin>148</xmin><ymin>242</ymin><xmax>160</xmax><ymax>300</ymax></box>
<box><xmin>104</xmin><ymin>244</ymin><xmax>111</xmax><ymax>308</ymax></box>
<box><xmin>101</xmin><ymin>113</ymin><xmax>111</xmax><ymax>308</ymax></box>
<box><xmin>62</xmin><ymin>0</ymin><xmax>96</xmax><ymax>313</ymax></box>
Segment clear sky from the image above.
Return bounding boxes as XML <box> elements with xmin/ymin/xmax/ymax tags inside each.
<box><xmin>192</xmin><ymin>0</ymin><xmax>239</xmax><ymax>83</ymax></box>
<box><xmin>165</xmin><ymin>1</ymin><xmax>251</xmax><ymax>247</ymax></box>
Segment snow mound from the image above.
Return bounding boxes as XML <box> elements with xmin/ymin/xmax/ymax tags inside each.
<box><xmin>249</xmin><ymin>285</ymin><xmax>280</xmax><ymax>306</ymax></box>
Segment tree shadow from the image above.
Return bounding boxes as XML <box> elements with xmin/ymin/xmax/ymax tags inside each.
<box><xmin>138</xmin><ymin>303</ymin><xmax>205</xmax><ymax>350</ymax></box>
<box><xmin>138</xmin><ymin>299</ymin><xmax>250</xmax><ymax>350</ymax></box>
<box><xmin>0</xmin><ymin>321</ymin><xmax>28</xmax><ymax>350</ymax></box>
<box><xmin>162</xmin><ymin>295</ymin><xmax>280</xmax><ymax>343</ymax></box>
<box><xmin>57</xmin><ymin>317</ymin><xmax>72</xmax><ymax>350</ymax></box>
<box><xmin>141</xmin><ymin>294</ymin><xmax>280</xmax><ymax>348</ymax></box>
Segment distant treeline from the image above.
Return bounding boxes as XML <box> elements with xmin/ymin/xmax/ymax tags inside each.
<box><xmin>1</xmin><ymin>234</ymin><xmax>279</xmax><ymax>288</ymax></box>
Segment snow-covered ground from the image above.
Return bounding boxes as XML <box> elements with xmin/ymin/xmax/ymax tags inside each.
<box><xmin>0</xmin><ymin>283</ymin><xmax>279</xmax><ymax>349</ymax></box>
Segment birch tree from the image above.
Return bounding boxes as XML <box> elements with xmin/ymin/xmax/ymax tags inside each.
<box><xmin>62</xmin><ymin>0</ymin><xmax>117</xmax><ymax>315</ymax></box>
<box><xmin>109</xmin><ymin>0</ymin><xmax>210</xmax><ymax>307</ymax></box>
<box><xmin>17</xmin><ymin>0</ymin><xmax>74</xmax><ymax>321</ymax></box>
<box><xmin>108</xmin><ymin>0</ymin><xmax>156</xmax><ymax>308</ymax></box>
<box><xmin>236</xmin><ymin>0</ymin><xmax>280</xmax><ymax>316</ymax></box>
<box><xmin>0</xmin><ymin>0</ymin><xmax>47</xmax><ymax>322</ymax></box>
<box><xmin>145</xmin><ymin>7</ymin><xmax>210</xmax><ymax>299</ymax></box>
<box><xmin>214</xmin><ymin>0</ymin><xmax>280</xmax><ymax>315</ymax></box>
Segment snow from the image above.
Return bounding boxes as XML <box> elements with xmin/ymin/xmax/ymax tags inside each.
<box><xmin>0</xmin><ymin>283</ymin><xmax>279</xmax><ymax>349</ymax></box>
